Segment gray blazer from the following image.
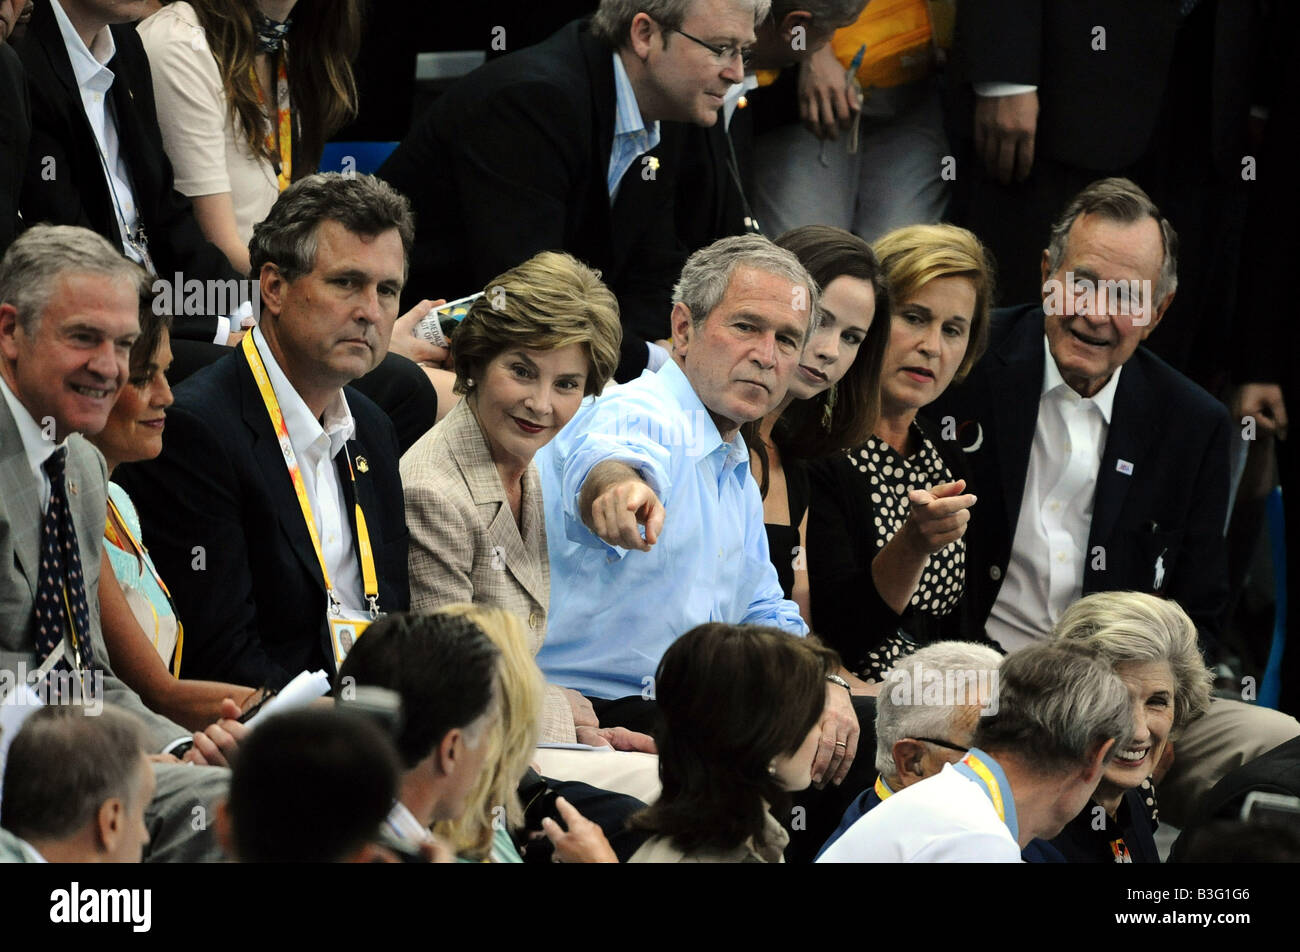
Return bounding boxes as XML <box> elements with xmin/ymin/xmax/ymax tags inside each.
<box><xmin>0</xmin><ymin>391</ymin><xmax>187</xmax><ymax>751</ymax></box>
<box><xmin>401</xmin><ymin>400</ymin><xmax>575</xmax><ymax>743</ymax></box>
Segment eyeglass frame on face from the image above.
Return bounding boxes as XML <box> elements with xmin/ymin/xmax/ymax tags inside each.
<box><xmin>669</xmin><ymin>26</ymin><xmax>754</xmax><ymax>68</ymax></box>
<box><xmin>912</xmin><ymin>737</ymin><xmax>969</xmax><ymax>754</ymax></box>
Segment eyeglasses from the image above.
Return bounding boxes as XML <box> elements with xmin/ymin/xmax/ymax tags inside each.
<box><xmin>914</xmin><ymin>737</ymin><xmax>970</xmax><ymax>754</ymax></box>
<box><xmin>671</xmin><ymin>27</ymin><xmax>753</xmax><ymax>68</ymax></box>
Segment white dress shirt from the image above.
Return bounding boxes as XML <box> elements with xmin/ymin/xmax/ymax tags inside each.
<box><xmin>0</xmin><ymin>374</ymin><xmax>66</xmax><ymax>513</ymax></box>
<box><xmin>49</xmin><ymin>0</ymin><xmax>142</xmax><ymax>263</ymax></box>
<box><xmin>251</xmin><ymin>326</ymin><xmax>364</xmax><ymax>611</ymax></box>
<box><xmin>987</xmin><ymin>336</ymin><xmax>1121</xmax><ymax>653</ymax></box>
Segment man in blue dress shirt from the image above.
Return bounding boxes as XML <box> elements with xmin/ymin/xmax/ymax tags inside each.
<box><xmin>537</xmin><ymin>233</ymin><xmax>860</xmax><ymax>785</ymax></box>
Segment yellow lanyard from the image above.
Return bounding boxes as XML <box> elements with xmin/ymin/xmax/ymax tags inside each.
<box><xmin>242</xmin><ymin>333</ymin><xmax>380</xmax><ymax>615</ymax></box>
<box><xmin>251</xmin><ymin>52</ymin><xmax>292</xmax><ymax>191</ymax></box>
<box><xmin>960</xmin><ymin>752</ymin><xmax>1006</xmax><ymax>823</ymax></box>
<box><xmin>874</xmin><ymin>775</ymin><xmax>893</xmax><ymax>801</ymax></box>
<box><xmin>105</xmin><ymin>497</ymin><xmax>185</xmax><ymax>677</ymax></box>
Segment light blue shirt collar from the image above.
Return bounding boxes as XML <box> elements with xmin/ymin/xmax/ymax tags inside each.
<box><xmin>608</xmin><ymin>51</ymin><xmax>661</xmax><ymax>200</ymax></box>
<box><xmin>953</xmin><ymin>747</ymin><xmax>1020</xmax><ymax>843</ymax></box>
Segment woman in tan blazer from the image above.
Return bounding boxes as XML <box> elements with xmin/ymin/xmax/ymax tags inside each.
<box><xmin>401</xmin><ymin>252</ymin><xmax>622</xmax><ymax>743</ymax></box>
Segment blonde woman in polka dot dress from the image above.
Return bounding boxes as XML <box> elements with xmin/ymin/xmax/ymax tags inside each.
<box><xmin>807</xmin><ymin>224</ymin><xmax>997</xmax><ymax>685</ymax></box>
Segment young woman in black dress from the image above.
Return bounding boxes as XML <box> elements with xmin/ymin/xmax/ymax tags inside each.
<box><xmin>747</xmin><ymin>226</ymin><xmax>890</xmax><ymax>624</ymax></box>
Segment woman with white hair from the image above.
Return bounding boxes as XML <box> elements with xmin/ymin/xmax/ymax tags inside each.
<box><xmin>1050</xmin><ymin>591</ymin><xmax>1213</xmax><ymax>862</ymax></box>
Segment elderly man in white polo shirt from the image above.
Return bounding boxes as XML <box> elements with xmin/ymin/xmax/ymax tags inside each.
<box><xmin>819</xmin><ymin>641</ymin><xmax>1132</xmax><ymax>862</ymax></box>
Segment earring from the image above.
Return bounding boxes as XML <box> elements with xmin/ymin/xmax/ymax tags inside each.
<box><xmin>767</xmin><ymin>762</ymin><xmax>777</xmax><ymax>777</ymax></box>
<box><xmin>820</xmin><ymin>382</ymin><xmax>838</xmax><ymax>432</ymax></box>
<box><xmin>465</xmin><ymin>378</ymin><xmax>474</xmax><ymax>388</ymax></box>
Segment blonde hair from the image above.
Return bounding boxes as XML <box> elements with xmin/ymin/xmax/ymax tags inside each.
<box><xmin>1051</xmin><ymin>592</ymin><xmax>1213</xmax><ymax>734</ymax></box>
<box><xmin>432</xmin><ymin>605</ymin><xmax>543</xmax><ymax>860</ymax></box>
<box><xmin>872</xmin><ymin>223</ymin><xmax>996</xmax><ymax>383</ymax></box>
<box><xmin>452</xmin><ymin>251</ymin><xmax>622</xmax><ymax>398</ymax></box>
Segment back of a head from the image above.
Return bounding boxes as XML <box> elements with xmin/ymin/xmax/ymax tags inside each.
<box><xmin>635</xmin><ymin>623</ymin><xmax>835</xmax><ymax>853</ymax></box>
<box><xmin>225</xmin><ymin>708</ymin><xmax>399</xmax><ymax>862</ymax></box>
<box><xmin>433</xmin><ymin>604</ymin><xmax>543</xmax><ymax>857</ymax></box>
<box><xmin>973</xmin><ymin>641</ymin><xmax>1133</xmax><ymax>776</ymax></box>
<box><xmin>1</xmin><ymin>704</ymin><xmax>148</xmax><ymax>850</ymax></box>
<box><xmin>336</xmin><ymin>611</ymin><xmax>500</xmax><ymax>770</ymax></box>
<box><xmin>875</xmin><ymin>641</ymin><xmax>1003</xmax><ymax>777</ymax></box>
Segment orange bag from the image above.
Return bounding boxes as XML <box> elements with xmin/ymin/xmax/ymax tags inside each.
<box><xmin>832</xmin><ymin>0</ymin><xmax>951</xmax><ymax>90</ymax></box>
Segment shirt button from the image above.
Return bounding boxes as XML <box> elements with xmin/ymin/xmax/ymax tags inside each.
<box><xmin>989</xmin><ymin>565</ymin><xmax>1002</xmax><ymax>581</ymax></box>
<box><xmin>1057</xmin><ymin>552</ymin><xmax>1067</xmax><ymax>563</ymax></box>
<box><xmin>1049</xmin><ymin>501</ymin><xmax>1060</xmax><ymax>512</ymax></box>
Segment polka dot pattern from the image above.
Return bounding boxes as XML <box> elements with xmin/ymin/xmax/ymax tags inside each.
<box><xmin>846</xmin><ymin>425</ymin><xmax>966</xmax><ymax>682</ymax></box>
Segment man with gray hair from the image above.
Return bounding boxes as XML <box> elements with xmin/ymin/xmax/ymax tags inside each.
<box><xmin>536</xmin><ymin>234</ymin><xmax>860</xmax><ymax>786</ymax></box>
<box><xmin>816</xmin><ymin>641</ymin><xmax>1002</xmax><ymax>856</ymax></box>
<box><xmin>1</xmin><ymin>704</ymin><xmax>153</xmax><ymax>863</ymax></box>
<box><xmin>929</xmin><ymin>176</ymin><xmax>1300</xmax><ymax>823</ymax></box>
<box><xmin>819</xmin><ymin>640</ymin><xmax>1133</xmax><ymax>862</ymax></box>
<box><xmin>0</xmin><ymin>223</ymin><xmax>230</xmax><ymax>861</ymax></box>
<box><xmin>115</xmin><ymin>174</ymin><xmax>412</xmax><ymax>691</ymax></box>
<box><xmin>380</xmin><ymin>0</ymin><xmax>773</xmax><ymax>382</ymax></box>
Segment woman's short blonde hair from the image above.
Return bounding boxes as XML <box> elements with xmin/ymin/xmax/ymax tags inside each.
<box><xmin>452</xmin><ymin>251</ymin><xmax>622</xmax><ymax>398</ymax></box>
<box><xmin>432</xmin><ymin>604</ymin><xmax>543</xmax><ymax>860</ymax></box>
<box><xmin>1051</xmin><ymin>592</ymin><xmax>1214</xmax><ymax>734</ymax></box>
<box><xmin>872</xmin><ymin>223</ymin><xmax>996</xmax><ymax>384</ymax></box>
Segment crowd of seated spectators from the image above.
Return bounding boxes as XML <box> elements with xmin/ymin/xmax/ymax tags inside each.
<box><xmin>1</xmin><ymin>0</ymin><xmax>1298</xmax><ymax>867</ymax></box>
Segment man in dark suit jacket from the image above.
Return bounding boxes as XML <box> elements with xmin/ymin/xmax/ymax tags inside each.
<box><xmin>930</xmin><ymin>177</ymin><xmax>1300</xmax><ymax>823</ymax></box>
<box><xmin>115</xmin><ymin>174</ymin><xmax>412</xmax><ymax>690</ymax></box>
<box><xmin>379</xmin><ymin>1</ymin><xmax>768</xmax><ymax>381</ymax></box>
<box><xmin>933</xmin><ymin>178</ymin><xmax>1231</xmax><ymax>654</ymax></box>
<box><xmin>17</xmin><ymin>0</ymin><xmax>241</xmax><ymax>343</ymax></box>
<box><xmin>0</xmin><ymin>17</ymin><xmax>28</xmax><ymax>253</ymax></box>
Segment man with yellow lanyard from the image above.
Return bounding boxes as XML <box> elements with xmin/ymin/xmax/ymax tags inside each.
<box><xmin>115</xmin><ymin>174</ymin><xmax>411</xmax><ymax>690</ymax></box>
<box><xmin>818</xmin><ymin>641</ymin><xmax>1133</xmax><ymax>862</ymax></box>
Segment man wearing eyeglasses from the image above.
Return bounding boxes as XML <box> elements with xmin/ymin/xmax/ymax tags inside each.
<box><xmin>813</xmin><ymin>641</ymin><xmax>1065</xmax><ymax>862</ymax></box>
<box><xmin>379</xmin><ymin>0</ymin><xmax>769</xmax><ymax>383</ymax></box>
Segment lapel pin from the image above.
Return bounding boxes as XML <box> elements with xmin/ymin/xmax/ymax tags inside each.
<box><xmin>355</xmin><ymin>456</ymin><xmax>369</xmax><ymax>473</ymax></box>
<box><xmin>1116</xmin><ymin>459</ymin><xmax>1133</xmax><ymax>476</ymax></box>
